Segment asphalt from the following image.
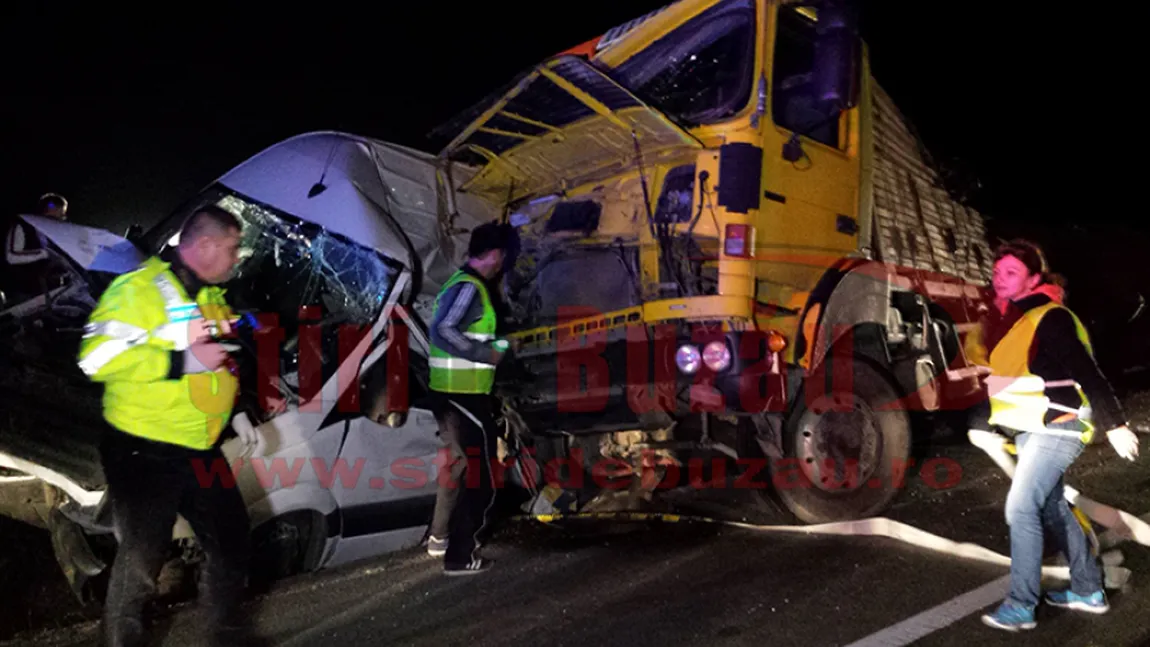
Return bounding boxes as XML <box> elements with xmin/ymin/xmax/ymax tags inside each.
<box><xmin>5</xmin><ymin>430</ymin><xmax>1150</xmax><ymax>647</ymax></box>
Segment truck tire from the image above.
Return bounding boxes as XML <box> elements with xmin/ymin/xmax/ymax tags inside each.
<box><xmin>770</xmin><ymin>356</ymin><xmax>911</xmax><ymax>524</ymax></box>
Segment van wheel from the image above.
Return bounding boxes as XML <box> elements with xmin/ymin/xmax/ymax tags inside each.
<box><xmin>770</xmin><ymin>357</ymin><xmax>911</xmax><ymax>524</ymax></box>
<box><xmin>249</xmin><ymin>513</ymin><xmax>313</xmax><ymax>590</ymax></box>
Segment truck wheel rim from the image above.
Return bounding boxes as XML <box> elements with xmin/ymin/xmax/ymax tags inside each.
<box><xmin>796</xmin><ymin>393</ymin><xmax>881</xmax><ymax>493</ymax></box>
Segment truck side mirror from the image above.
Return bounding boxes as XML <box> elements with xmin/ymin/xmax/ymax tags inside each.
<box><xmin>812</xmin><ymin>2</ymin><xmax>861</xmax><ymax>111</ymax></box>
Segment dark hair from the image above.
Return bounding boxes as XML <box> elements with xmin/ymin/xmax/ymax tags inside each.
<box><xmin>468</xmin><ymin>221</ymin><xmax>512</xmax><ymax>258</ymax></box>
<box><xmin>993</xmin><ymin>238</ymin><xmax>1047</xmax><ymax>277</ymax></box>
<box><xmin>180</xmin><ymin>205</ymin><xmax>243</xmax><ymax>245</ymax></box>
<box><xmin>1043</xmin><ymin>271</ymin><xmax>1067</xmax><ymax>289</ymax></box>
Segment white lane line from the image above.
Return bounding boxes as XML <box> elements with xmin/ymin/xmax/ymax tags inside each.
<box><xmin>842</xmin><ymin>574</ymin><xmax>1010</xmax><ymax>647</ymax></box>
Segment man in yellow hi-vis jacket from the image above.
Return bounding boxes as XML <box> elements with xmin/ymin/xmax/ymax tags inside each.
<box><xmin>78</xmin><ymin>205</ymin><xmax>263</xmax><ymax>647</ymax></box>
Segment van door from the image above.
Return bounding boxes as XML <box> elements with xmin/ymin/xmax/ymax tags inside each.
<box><xmin>330</xmin><ymin>290</ymin><xmax>442</xmax><ymax>547</ymax></box>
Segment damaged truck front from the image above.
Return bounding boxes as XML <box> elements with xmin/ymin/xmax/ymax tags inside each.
<box><xmin>431</xmin><ymin>0</ymin><xmax>995</xmax><ymax>523</ymax></box>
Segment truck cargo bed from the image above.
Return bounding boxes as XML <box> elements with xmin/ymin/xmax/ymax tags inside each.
<box><xmin>869</xmin><ymin>83</ymin><xmax>994</xmax><ymax>285</ymax></box>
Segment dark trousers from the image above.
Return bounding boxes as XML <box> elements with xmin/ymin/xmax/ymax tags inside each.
<box><xmin>430</xmin><ymin>392</ymin><xmax>498</xmax><ymax>565</ymax></box>
<box><xmin>99</xmin><ymin>430</ymin><xmax>253</xmax><ymax>647</ymax></box>
<box><xmin>429</xmin><ymin>418</ymin><xmax>464</xmax><ymax>541</ymax></box>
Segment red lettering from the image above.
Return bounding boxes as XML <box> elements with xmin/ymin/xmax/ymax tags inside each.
<box><xmin>254</xmin><ymin>313</ymin><xmax>283</xmax><ymax>414</ymax></box>
<box><xmin>737</xmin><ymin>331</ymin><xmax>786</xmax><ymax>413</ymax></box>
<box><xmin>490</xmin><ymin>456</ymin><xmax>517</xmax><ymax>489</ymax></box>
<box><xmin>818</xmin><ymin>459</ymin><xmax>861</xmax><ymax>490</ymax></box>
<box><xmin>591</xmin><ymin>457</ymin><xmax>632</xmax><ymax>490</ymax></box>
<box><xmin>556</xmin><ymin>307</ymin><xmax>609</xmax><ymax>413</ymax></box>
<box><xmin>733</xmin><ymin>458</ymin><xmax>769</xmax><ymax>490</ymax></box>
<box><xmin>190</xmin><ymin>457</ymin><xmax>242</xmax><ymax>489</ymax></box>
<box><xmin>299</xmin><ymin>306</ymin><xmax>323</xmax><ymax>412</ymax></box>
<box><xmin>311</xmin><ymin>457</ymin><xmax>365</xmax><ymax>490</ymax></box>
<box><xmin>687</xmin><ymin>457</ymin><xmax>728</xmax><ymax>489</ymax></box>
<box><xmin>384</xmin><ymin>312</ymin><xmax>410</xmax><ymax>416</ymax></box>
<box><xmin>390</xmin><ymin>458</ymin><xmax>427</xmax><ymax>489</ymax></box>
<box><xmin>637</xmin><ymin>450</ymin><xmax>680</xmax><ymax>490</ymax></box>
<box><xmin>248</xmin><ymin>457</ymin><xmax>305</xmax><ymax>489</ymax></box>
<box><xmin>807</xmin><ymin>323</ymin><xmax>854</xmax><ymax>411</ymax></box>
<box><xmin>338</xmin><ymin>323</ymin><xmax>373</xmax><ymax>413</ymax></box>
<box><xmin>544</xmin><ymin>447</ymin><xmax>586</xmax><ymax>489</ymax></box>
<box><xmin>513</xmin><ymin>447</ymin><xmax>541</xmax><ymax>491</ymax></box>
<box><xmin>921</xmin><ymin>458</ymin><xmax>962</xmax><ymax>490</ymax></box>
<box><xmin>464</xmin><ymin>447</ymin><xmax>484</xmax><ymax>488</ymax></box>
<box><xmin>829</xmin><ymin>325</ymin><xmax>854</xmax><ymax>411</ymax></box>
<box><xmin>625</xmin><ymin>324</ymin><xmax>676</xmax><ymax>415</ymax></box>
<box><xmin>689</xmin><ymin>326</ymin><xmax>726</xmax><ymax>413</ymax></box>
<box><xmin>771</xmin><ymin>458</ymin><xmax>805</xmax><ymax>490</ymax></box>
<box><xmin>434</xmin><ymin>447</ymin><xmax>460</xmax><ymax>489</ymax></box>
<box><xmin>890</xmin><ymin>457</ymin><xmax>915</xmax><ymax>489</ymax></box>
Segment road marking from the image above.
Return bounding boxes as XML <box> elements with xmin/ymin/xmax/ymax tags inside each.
<box><xmin>841</xmin><ymin>574</ymin><xmax>1010</xmax><ymax>647</ymax></box>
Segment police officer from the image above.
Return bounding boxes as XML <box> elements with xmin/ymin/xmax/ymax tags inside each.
<box><xmin>78</xmin><ymin>205</ymin><xmax>263</xmax><ymax>646</ymax></box>
<box><xmin>426</xmin><ymin>222</ymin><xmax>515</xmax><ymax>575</ymax></box>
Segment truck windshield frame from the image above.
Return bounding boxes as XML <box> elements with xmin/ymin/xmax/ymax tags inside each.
<box><xmin>604</xmin><ymin>0</ymin><xmax>758</xmax><ymax>129</ymax></box>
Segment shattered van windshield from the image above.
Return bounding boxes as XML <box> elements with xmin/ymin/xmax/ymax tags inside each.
<box><xmin>215</xmin><ymin>194</ymin><xmax>398</xmax><ymax>328</ymax></box>
<box><xmin>149</xmin><ymin>188</ymin><xmax>403</xmax><ymax>410</ymax></box>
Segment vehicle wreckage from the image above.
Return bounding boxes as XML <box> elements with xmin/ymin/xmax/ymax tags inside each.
<box><xmin>0</xmin><ymin>0</ymin><xmax>999</xmax><ymax>605</ymax></box>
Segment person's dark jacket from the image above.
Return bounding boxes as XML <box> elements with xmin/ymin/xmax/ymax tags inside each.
<box><xmin>428</xmin><ymin>265</ymin><xmax>503</xmax><ymax>366</ymax></box>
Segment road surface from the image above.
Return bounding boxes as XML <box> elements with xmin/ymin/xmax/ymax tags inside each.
<box><xmin>4</xmin><ymin>430</ymin><xmax>1150</xmax><ymax>647</ymax></box>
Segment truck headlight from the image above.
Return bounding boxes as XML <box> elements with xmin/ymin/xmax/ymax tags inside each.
<box><xmin>702</xmin><ymin>340</ymin><xmax>732</xmax><ymax>372</ymax></box>
<box><xmin>675</xmin><ymin>344</ymin><xmax>701</xmax><ymax>374</ymax></box>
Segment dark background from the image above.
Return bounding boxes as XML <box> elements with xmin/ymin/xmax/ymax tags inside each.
<box><xmin>1</xmin><ymin>2</ymin><xmax>1145</xmax><ymax>377</ymax></box>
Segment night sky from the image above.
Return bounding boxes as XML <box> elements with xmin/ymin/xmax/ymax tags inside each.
<box><xmin>1</xmin><ymin>3</ymin><xmax>1139</xmax><ymax>277</ymax></box>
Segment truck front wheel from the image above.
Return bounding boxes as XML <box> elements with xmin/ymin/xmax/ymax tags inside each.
<box><xmin>770</xmin><ymin>357</ymin><xmax>911</xmax><ymax>524</ymax></box>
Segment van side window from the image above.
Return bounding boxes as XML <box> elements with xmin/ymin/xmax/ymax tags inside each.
<box><xmin>771</xmin><ymin>6</ymin><xmax>845</xmax><ymax>150</ymax></box>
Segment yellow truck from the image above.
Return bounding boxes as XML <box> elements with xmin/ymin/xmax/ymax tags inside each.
<box><xmin>431</xmin><ymin>0</ymin><xmax>996</xmax><ymax>524</ymax></box>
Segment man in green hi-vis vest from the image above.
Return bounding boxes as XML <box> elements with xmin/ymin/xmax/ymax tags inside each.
<box><xmin>426</xmin><ymin>222</ymin><xmax>517</xmax><ymax>575</ymax></box>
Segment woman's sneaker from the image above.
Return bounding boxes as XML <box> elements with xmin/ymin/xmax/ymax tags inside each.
<box><xmin>981</xmin><ymin>602</ymin><xmax>1037</xmax><ymax>631</ymax></box>
<box><xmin>444</xmin><ymin>558</ymin><xmax>492</xmax><ymax>576</ymax></box>
<box><xmin>427</xmin><ymin>536</ymin><xmax>447</xmax><ymax>557</ymax></box>
<box><xmin>1045</xmin><ymin>589</ymin><xmax>1109</xmax><ymax>614</ymax></box>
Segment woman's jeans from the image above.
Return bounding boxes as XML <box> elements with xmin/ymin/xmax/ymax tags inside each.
<box><xmin>1005</xmin><ymin>428</ymin><xmax>1102</xmax><ymax>608</ymax></box>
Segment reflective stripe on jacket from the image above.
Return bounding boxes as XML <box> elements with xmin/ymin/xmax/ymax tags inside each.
<box><xmin>77</xmin><ymin>256</ymin><xmax>239</xmax><ymax>449</ymax></box>
<box><xmin>987</xmin><ymin>301</ymin><xmax>1095</xmax><ymax>443</ymax></box>
<box><xmin>429</xmin><ymin>269</ymin><xmax>498</xmax><ymax>394</ymax></box>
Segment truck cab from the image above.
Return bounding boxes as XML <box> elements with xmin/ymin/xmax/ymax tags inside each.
<box><xmin>431</xmin><ymin>0</ymin><xmax>994</xmax><ymax>522</ymax></box>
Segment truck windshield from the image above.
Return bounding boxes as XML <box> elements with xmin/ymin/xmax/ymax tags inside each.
<box><xmin>606</xmin><ymin>0</ymin><xmax>756</xmax><ymax>128</ymax></box>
